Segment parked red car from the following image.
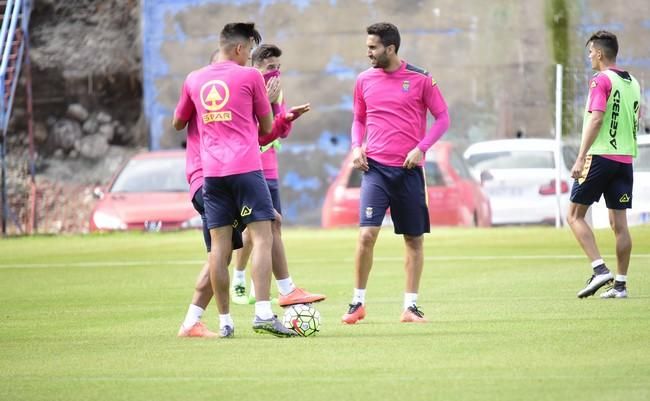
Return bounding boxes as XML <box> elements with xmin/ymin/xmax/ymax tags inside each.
<box><xmin>321</xmin><ymin>141</ymin><xmax>492</xmax><ymax>228</ymax></box>
<box><xmin>89</xmin><ymin>150</ymin><xmax>201</xmax><ymax>232</ymax></box>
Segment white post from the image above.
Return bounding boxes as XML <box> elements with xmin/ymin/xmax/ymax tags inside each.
<box><xmin>554</xmin><ymin>64</ymin><xmax>563</xmax><ymax>228</ymax></box>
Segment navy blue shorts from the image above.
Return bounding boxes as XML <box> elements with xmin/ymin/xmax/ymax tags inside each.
<box><xmin>359</xmin><ymin>158</ymin><xmax>430</xmax><ymax>236</ymax></box>
<box><xmin>266</xmin><ymin>178</ymin><xmax>282</xmax><ymax>214</ymax></box>
<box><xmin>570</xmin><ymin>154</ymin><xmax>634</xmax><ymax>209</ymax></box>
<box><xmin>191</xmin><ymin>188</ymin><xmax>244</xmax><ymax>252</ymax></box>
<box><xmin>203</xmin><ymin>171</ymin><xmax>276</xmax><ymax>230</ymax></box>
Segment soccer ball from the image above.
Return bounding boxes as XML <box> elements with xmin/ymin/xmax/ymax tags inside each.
<box><xmin>282</xmin><ymin>303</ymin><xmax>321</xmax><ymax>337</ymax></box>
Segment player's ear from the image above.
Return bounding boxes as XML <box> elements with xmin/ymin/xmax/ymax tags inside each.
<box><xmin>387</xmin><ymin>44</ymin><xmax>396</xmax><ymax>56</ymax></box>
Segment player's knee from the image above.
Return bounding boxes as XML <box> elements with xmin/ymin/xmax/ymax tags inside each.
<box><xmin>358</xmin><ymin>229</ymin><xmax>379</xmax><ymax>247</ymax></box>
<box><xmin>566</xmin><ymin>212</ymin><xmax>581</xmax><ymax>227</ymax></box>
<box><xmin>608</xmin><ymin>215</ymin><xmax>616</xmax><ymax>231</ymax></box>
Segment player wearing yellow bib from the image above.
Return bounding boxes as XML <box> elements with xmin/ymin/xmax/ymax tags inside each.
<box><xmin>568</xmin><ymin>31</ymin><xmax>641</xmax><ymax>299</ymax></box>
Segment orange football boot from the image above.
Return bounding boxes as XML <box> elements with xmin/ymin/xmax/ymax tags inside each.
<box><xmin>177</xmin><ymin>322</ymin><xmax>219</xmax><ymax>338</ymax></box>
<box><xmin>278</xmin><ymin>287</ymin><xmax>326</xmax><ymax>307</ymax></box>
<box><xmin>400</xmin><ymin>305</ymin><xmax>428</xmax><ymax>323</ymax></box>
<box><xmin>341</xmin><ymin>302</ymin><xmax>366</xmax><ymax>324</ymax></box>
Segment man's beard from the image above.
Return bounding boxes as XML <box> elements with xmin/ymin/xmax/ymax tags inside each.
<box><xmin>371</xmin><ymin>52</ymin><xmax>389</xmax><ymax>69</ymax></box>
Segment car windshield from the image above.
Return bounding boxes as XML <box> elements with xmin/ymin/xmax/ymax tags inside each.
<box><xmin>636</xmin><ymin>144</ymin><xmax>650</xmax><ymax>172</ymax></box>
<box><xmin>467</xmin><ymin>150</ymin><xmax>555</xmax><ymax>170</ymax></box>
<box><xmin>110</xmin><ymin>156</ymin><xmax>188</xmax><ymax>193</ymax></box>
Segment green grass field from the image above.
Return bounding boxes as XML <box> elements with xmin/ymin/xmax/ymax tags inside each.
<box><xmin>1</xmin><ymin>226</ymin><xmax>649</xmax><ymax>401</ymax></box>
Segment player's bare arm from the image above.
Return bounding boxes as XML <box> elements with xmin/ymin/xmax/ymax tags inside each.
<box><xmin>257</xmin><ymin>111</ymin><xmax>274</xmax><ymax>135</ymax></box>
<box><xmin>571</xmin><ymin>110</ymin><xmax>604</xmax><ymax>179</ymax></box>
<box><xmin>172</xmin><ymin>116</ymin><xmax>188</xmax><ymax>131</ymax></box>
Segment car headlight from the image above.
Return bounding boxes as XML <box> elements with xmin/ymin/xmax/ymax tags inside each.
<box><xmin>93</xmin><ymin>211</ymin><xmax>127</xmax><ymax>230</ymax></box>
<box><xmin>181</xmin><ymin>214</ymin><xmax>203</xmax><ymax>229</ymax></box>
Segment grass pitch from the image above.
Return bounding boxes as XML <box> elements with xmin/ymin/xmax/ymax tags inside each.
<box><xmin>1</xmin><ymin>226</ymin><xmax>649</xmax><ymax>401</ymax></box>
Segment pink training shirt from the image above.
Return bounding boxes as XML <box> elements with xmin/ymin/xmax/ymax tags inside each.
<box><xmin>587</xmin><ymin>67</ymin><xmax>633</xmax><ymax>164</ymax></box>
<box><xmin>351</xmin><ymin>60</ymin><xmax>450</xmax><ymax>167</ymax></box>
<box><xmin>175</xmin><ymin>60</ymin><xmax>272</xmax><ymax>177</ymax></box>
<box><xmin>183</xmin><ymin>112</ymin><xmax>203</xmax><ymax>200</ymax></box>
<box><xmin>260</xmin><ymin>101</ymin><xmax>287</xmax><ymax>180</ymax></box>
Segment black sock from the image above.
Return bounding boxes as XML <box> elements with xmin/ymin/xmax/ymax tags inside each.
<box><xmin>614</xmin><ymin>280</ymin><xmax>626</xmax><ymax>291</ymax></box>
<box><xmin>593</xmin><ymin>264</ymin><xmax>609</xmax><ymax>275</ymax></box>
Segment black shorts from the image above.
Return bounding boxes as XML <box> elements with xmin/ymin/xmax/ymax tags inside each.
<box><xmin>359</xmin><ymin>158</ymin><xmax>430</xmax><ymax>236</ymax></box>
<box><xmin>266</xmin><ymin>178</ymin><xmax>282</xmax><ymax>215</ymax></box>
<box><xmin>191</xmin><ymin>188</ymin><xmax>244</xmax><ymax>252</ymax></box>
<box><xmin>570</xmin><ymin>154</ymin><xmax>633</xmax><ymax>209</ymax></box>
<box><xmin>203</xmin><ymin>170</ymin><xmax>276</xmax><ymax>230</ymax></box>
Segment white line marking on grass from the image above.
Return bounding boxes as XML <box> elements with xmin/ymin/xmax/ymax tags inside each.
<box><xmin>1</xmin><ymin>254</ymin><xmax>649</xmax><ymax>269</ymax></box>
<box><xmin>370</xmin><ymin>254</ymin><xmax>650</xmax><ymax>262</ymax></box>
<box><xmin>5</xmin><ymin>375</ymin><xmax>649</xmax><ymax>383</ymax></box>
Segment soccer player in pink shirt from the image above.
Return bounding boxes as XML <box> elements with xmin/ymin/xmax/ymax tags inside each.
<box><xmin>176</xmin><ymin>110</ymin><xmax>245</xmax><ymax>338</ymax></box>
<box><xmin>341</xmin><ymin>22</ymin><xmax>450</xmax><ymax>324</ymax></box>
<box><xmin>173</xmin><ymin>22</ymin><xmax>305</xmax><ymax>337</ymax></box>
<box><xmin>176</xmin><ymin>45</ymin><xmax>319</xmax><ymax>337</ymax></box>
<box><xmin>230</xmin><ymin>44</ymin><xmax>326</xmax><ymax>307</ymax></box>
<box><xmin>568</xmin><ymin>31</ymin><xmax>641</xmax><ymax>299</ymax></box>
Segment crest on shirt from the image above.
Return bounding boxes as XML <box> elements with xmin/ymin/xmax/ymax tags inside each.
<box><xmin>200</xmin><ymin>80</ymin><xmax>232</xmax><ymax>123</ymax></box>
<box><xmin>402</xmin><ymin>80</ymin><xmax>410</xmax><ymax>92</ymax></box>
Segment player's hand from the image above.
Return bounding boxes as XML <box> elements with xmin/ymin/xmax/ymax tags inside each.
<box><xmin>571</xmin><ymin>156</ymin><xmax>586</xmax><ymax>179</ymax></box>
<box><xmin>266</xmin><ymin>77</ymin><xmax>281</xmax><ymax>103</ymax></box>
<box><xmin>403</xmin><ymin>147</ymin><xmax>424</xmax><ymax>169</ymax></box>
<box><xmin>352</xmin><ymin>146</ymin><xmax>368</xmax><ymax>172</ymax></box>
<box><xmin>284</xmin><ymin>103</ymin><xmax>311</xmax><ymax>122</ymax></box>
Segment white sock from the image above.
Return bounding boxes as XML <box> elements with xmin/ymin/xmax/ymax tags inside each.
<box><xmin>255</xmin><ymin>301</ymin><xmax>273</xmax><ymax>320</ymax></box>
<box><xmin>249</xmin><ymin>279</ymin><xmax>256</xmax><ymax>298</ymax></box>
<box><xmin>616</xmin><ymin>275</ymin><xmax>627</xmax><ymax>282</ymax></box>
<box><xmin>352</xmin><ymin>288</ymin><xmax>366</xmax><ymax>305</ymax></box>
<box><xmin>591</xmin><ymin>259</ymin><xmax>605</xmax><ymax>268</ymax></box>
<box><xmin>276</xmin><ymin>277</ymin><xmax>296</xmax><ymax>296</ymax></box>
<box><xmin>182</xmin><ymin>304</ymin><xmax>204</xmax><ymax>329</ymax></box>
<box><xmin>219</xmin><ymin>313</ymin><xmax>234</xmax><ymax>329</ymax></box>
<box><xmin>404</xmin><ymin>293</ymin><xmax>418</xmax><ymax>310</ymax></box>
<box><xmin>232</xmin><ymin>269</ymin><xmax>246</xmax><ymax>286</ymax></box>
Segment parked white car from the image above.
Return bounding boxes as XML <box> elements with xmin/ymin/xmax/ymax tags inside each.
<box><xmin>591</xmin><ymin>134</ymin><xmax>650</xmax><ymax>228</ymax></box>
<box><xmin>464</xmin><ymin>138</ymin><xmax>577</xmax><ymax>225</ymax></box>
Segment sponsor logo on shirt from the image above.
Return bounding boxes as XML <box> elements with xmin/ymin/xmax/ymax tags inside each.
<box><xmin>609</xmin><ymin>89</ymin><xmax>620</xmax><ymax>149</ymax></box>
<box><xmin>200</xmin><ymin>80</ymin><xmax>232</xmax><ymax>123</ymax></box>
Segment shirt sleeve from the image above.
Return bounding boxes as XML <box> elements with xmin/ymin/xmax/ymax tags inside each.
<box><xmin>252</xmin><ymin>70</ymin><xmax>272</xmax><ymax>118</ymax></box>
<box><xmin>275</xmin><ymin>98</ymin><xmax>290</xmax><ymax>138</ymax></box>
<box><xmin>351</xmin><ymin>78</ymin><xmax>367</xmax><ymax>148</ymax></box>
<box><xmin>417</xmin><ymin>78</ymin><xmax>450</xmax><ymax>152</ymax></box>
<box><xmin>423</xmin><ymin>77</ymin><xmax>448</xmax><ymax>116</ymax></box>
<box><xmin>174</xmin><ymin>79</ymin><xmax>194</xmax><ymax>121</ymax></box>
<box><xmin>587</xmin><ymin>73</ymin><xmax>611</xmax><ymax>113</ymax></box>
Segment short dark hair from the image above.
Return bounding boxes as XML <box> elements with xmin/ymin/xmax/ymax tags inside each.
<box><xmin>586</xmin><ymin>30</ymin><xmax>618</xmax><ymax>60</ymax></box>
<box><xmin>219</xmin><ymin>22</ymin><xmax>262</xmax><ymax>49</ymax></box>
<box><xmin>367</xmin><ymin>22</ymin><xmax>400</xmax><ymax>53</ymax></box>
<box><xmin>251</xmin><ymin>44</ymin><xmax>282</xmax><ymax>66</ymax></box>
